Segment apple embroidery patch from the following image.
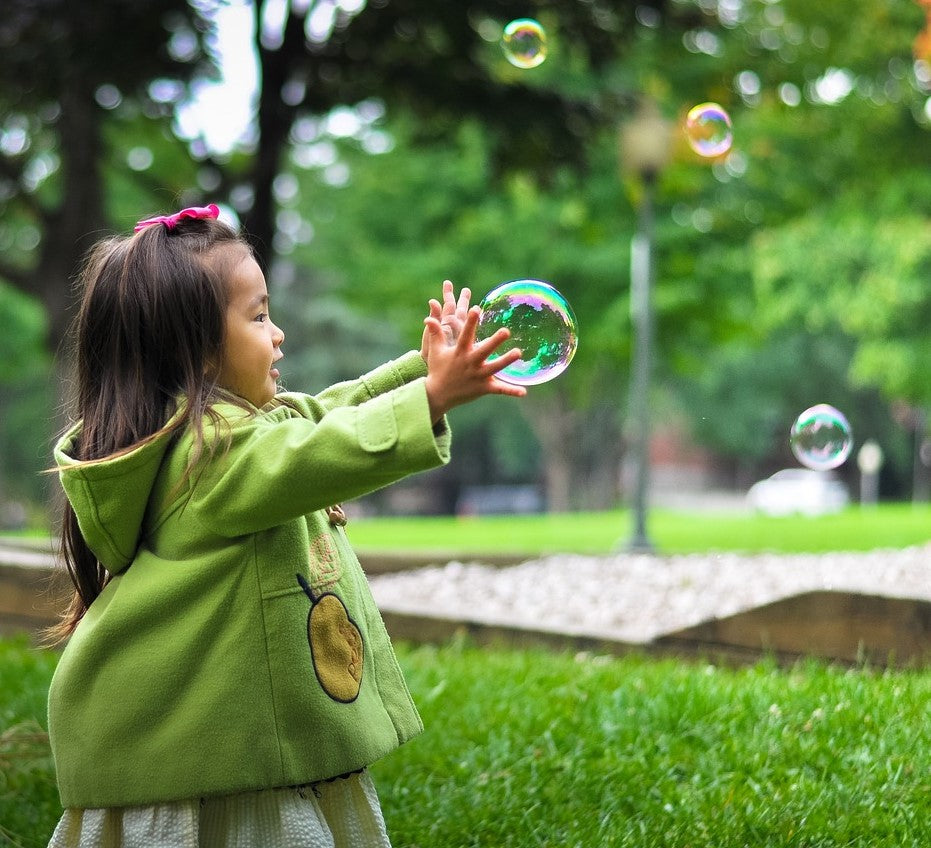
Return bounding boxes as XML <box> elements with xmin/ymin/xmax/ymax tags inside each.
<box><xmin>296</xmin><ymin>573</ymin><xmax>364</xmax><ymax>703</ymax></box>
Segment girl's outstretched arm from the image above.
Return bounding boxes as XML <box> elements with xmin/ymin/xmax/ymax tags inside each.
<box><xmin>423</xmin><ymin>304</ymin><xmax>526</xmax><ymax>423</ymax></box>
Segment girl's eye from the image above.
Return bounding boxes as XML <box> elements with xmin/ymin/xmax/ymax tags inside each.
<box><xmin>255</xmin><ymin>313</ymin><xmax>268</xmax><ymax>323</ymax></box>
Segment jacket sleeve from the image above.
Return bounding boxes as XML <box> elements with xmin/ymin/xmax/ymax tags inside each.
<box><xmin>276</xmin><ymin>350</ymin><xmax>428</xmax><ymax>421</ymax></box>
<box><xmin>188</xmin><ymin>377</ymin><xmax>450</xmax><ymax>536</ymax></box>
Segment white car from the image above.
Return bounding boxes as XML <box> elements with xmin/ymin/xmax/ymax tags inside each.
<box><xmin>746</xmin><ymin>468</ymin><xmax>849</xmax><ymax>517</ymax></box>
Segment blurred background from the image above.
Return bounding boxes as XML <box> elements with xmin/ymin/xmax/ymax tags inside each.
<box><xmin>2</xmin><ymin>0</ymin><xmax>931</xmax><ymax>529</ymax></box>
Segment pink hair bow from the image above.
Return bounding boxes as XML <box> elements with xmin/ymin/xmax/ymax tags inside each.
<box><xmin>134</xmin><ymin>203</ymin><xmax>220</xmax><ymax>233</ymax></box>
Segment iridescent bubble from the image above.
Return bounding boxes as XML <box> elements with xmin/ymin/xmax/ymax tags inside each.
<box><xmin>789</xmin><ymin>404</ymin><xmax>853</xmax><ymax>471</ymax></box>
<box><xmin>501</xmin><ymin>19</ymin><xmax>547</xmax><ymax>69</ymax></box>
<box><xmin>685</xmin><ymin>102</ymin><xmax>733</xmax><ymax>157</ymax></box>
<box><xmin>477</xmin><ymin>279</ymin><xmax>578</xmax><ymax>386</ymax></box>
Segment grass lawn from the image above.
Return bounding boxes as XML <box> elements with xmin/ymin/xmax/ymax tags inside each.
<box><xmin>344</xmin><ymin>503</ymin><xmax>931</xmax><ymax>557</ymax></box>
<box><xmin>4</xmin><ymin>504</ymin><xmax>931</xmax><ymax>561</ymax></box>
<box><xmin>0</xmin><ymin>639</ymin><xmax>60</xmax><ymax>848</ymax></box>
<box><xmin>3</xmin><ymin>635</ymin><xmax>929</xmax><ymax>847</ymax></box>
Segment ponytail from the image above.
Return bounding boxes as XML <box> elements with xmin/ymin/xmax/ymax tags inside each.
<box><xmin>46</xmin><ymin>508</ymin><xmax>109</xmax><ymax>645</ymax></box>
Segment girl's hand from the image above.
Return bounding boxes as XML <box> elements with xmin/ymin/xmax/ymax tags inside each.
<box><xmin>423</xmin><ymin>305</ymin><xmax>526</xmax><ymax>423</ymax></box>
<box><xmin>420</xmin><ymin>280</ymin><xmax>472</xmax><ymax>362</ymax></box>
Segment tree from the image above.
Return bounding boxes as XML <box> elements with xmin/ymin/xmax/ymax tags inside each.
<box><xmin>0</xmin><ymin>0</ymin><xmax>672</xmax><ymax>512</ymax></box>
<box><xmin>0</xmin><ymin>0</ymin><xmax>205</xmax><ymax>349</ymax></box>
<box><xmin>274</xmin><ymin>115</ymin><xmax>633</xmax><ymax>509</ymax></box>
<box><xmin>636</xmin><ymin>0</ymin><xmax>931</xmax><ymax>495</ymax></box>
<box><xmin>0</xmin><ymin>282</ymin><xmax>50</xmax><ymax>515</ymax></box>
<box><xmin>4</xmin><ymin>0</ymin><xmax>931</xmax><ymax>512</ymax></box>
<box><xmin>752</xmin><ymin>210</ymin><xmax>931</xmax><ymax>407</ymax></box>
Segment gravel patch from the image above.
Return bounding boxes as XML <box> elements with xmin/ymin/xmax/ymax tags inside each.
<box><xmin>369</xmin><ymin>544</ymin><xmax>931</xmax><ymax>644</ymax></box>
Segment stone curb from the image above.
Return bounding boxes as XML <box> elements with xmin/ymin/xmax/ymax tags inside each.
<box><xmin>3</xmin><ymin>546</ymin><xmax>930</xmax><ymax>666</ymax></box>
<box><xmin>377</xmin><ymin>590</ymin><xmax>931</xmax><ymax>668</ymax></box>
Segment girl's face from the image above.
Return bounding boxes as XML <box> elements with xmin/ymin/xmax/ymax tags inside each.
<box><xmin>215</xmin><ymin>253</ymin><xmax>285</xmax><ymax>407</ymax></box>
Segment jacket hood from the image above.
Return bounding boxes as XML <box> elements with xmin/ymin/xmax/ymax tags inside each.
<box><xmin>54</xmin><ymin>423</ymin><xmax>177</xmax><ymax>575</ymax></box>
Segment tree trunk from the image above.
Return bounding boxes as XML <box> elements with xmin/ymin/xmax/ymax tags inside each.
<box><xmin>244</xmin><ymin>4</ymin><xmax>308</xmax><ymax>268</ymax></box>
<box><xmin>523</xmin><ymin>385</ymin><xmax>624</xmax><ymax>512</ymax></box>
<box><xmin>524</xmin><ymin>389</ymin><xmax>578</xmax><ymax>512</ymax></box>
<box><xmin>36</xmin><ymin>68</ymin><xmax>105</xmax><ymax>357</ymax></box>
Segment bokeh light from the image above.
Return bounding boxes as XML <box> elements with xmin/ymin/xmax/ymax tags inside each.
<box><xmin>789</xmin><ymin>404</ymin><xmax>853</xmax><ymax>471</ymax></box>
<box><xmin>477</xmin><ymin>279</ymin><xmax>578</xmax><ymax>386</ymax></box>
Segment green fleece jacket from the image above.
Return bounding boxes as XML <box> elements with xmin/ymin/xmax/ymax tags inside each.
<box><xmin>48</xmin><ymin>351</ymin><xmax>450</xmax><ymax>809</ymax></box>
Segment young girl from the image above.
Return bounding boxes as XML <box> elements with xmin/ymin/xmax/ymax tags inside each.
<box><xmin>46</xmin><ymin>203</ymin><xmax>525</xmax><ymax>847</ymax></box>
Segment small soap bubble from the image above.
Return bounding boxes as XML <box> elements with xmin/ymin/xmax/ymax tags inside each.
<box><xmin>477</xmin><ymin>279</ymin><xmax>578</xmax><ymax>386</ymax></box>
<box><xmin>789</xmin><ymin>404</ymin><xmax>853</xmax><ymax>471</ymax></box>
<box><xmin>685</xmin><ymin>102</ymin><xmax>733</xmax><ymax>157</ymax></box>
<box><xmin>501</xmin><ymin>19</ymin><xmax>547</xmax><ymax>69</ymax></box>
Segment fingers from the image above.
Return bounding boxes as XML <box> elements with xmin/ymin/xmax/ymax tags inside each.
<box><xmin>456</xmin><ymin>287</ymin><xmax>471</xmax><ymax>316</ymax></box>
<box><xmin>427</xmin><ymin>297</ymin><xmax>529</xmax><ymax>404</ymax></box>
<box><xmin>441</xmin><ymin>280</ymin><xmax>456</xmax><ymax>314</ymax></box>
<box><xmin>432</xmin><ymin>308</ymin><xmax>522</xmax><ymax>367</ymax></box>
<box><xmin>443</xmin><ymin>280</ymin><xmax>472</xmax><ymax>317</ymax></box>
<box><xmin>423</xmin><ymin>316</ymin><xmax>445</xmax><ymax>340</ymax></box>
<box><xmin>428</xmin><ymin>298</ymin><xmax>442</xmax><ymax>320</ymax></box>
<box><xmin>483</xmin><ymin>348</ymin><xmax>523</xmax><ymax>378</ymax></box>
<box><xmin>471</xmin><ymin>322</ymin><xmax>512</xmax><ymax>358</ymax></box>
<box><xmin>454</xmin><ymin>306</ymin><xmax>482</xmax><ymax>350</ymax></box>
<box><xmin>488</xmin><ymin>379</ymin><xmax>528</xmax><ymax>398</ymax></box>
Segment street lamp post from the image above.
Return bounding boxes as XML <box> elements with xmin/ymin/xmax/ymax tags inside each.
<box><xmin>619</xmin><ymin>101</ymin><xmax>672</xmax><ymax>554</ymax></box>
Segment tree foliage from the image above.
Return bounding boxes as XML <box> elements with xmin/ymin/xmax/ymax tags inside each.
<box><xmin>0</xmin><ymin>0</ymin><xmax>204</xmax><ymax>344</ymax></box>
<box><xmin>2</xmin><ymin>0</ymin><xmax>931</xmax><ymax>511</ymax></box>
<box><xmin>0</xmin><ymin>282</ymin><xmax>51</xmax><ymax>507</ymax></box>
<box><xmin>641</xmin><ymin>0</ymin><xmax>931</xmax><ymax>492</ymax></box>
<box><xmin>753</xmin><ymin>211</ymin><xmax>931</xmax><ymax>405</ymax></box>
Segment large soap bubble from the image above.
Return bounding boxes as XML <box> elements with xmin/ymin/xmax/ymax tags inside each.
<box><xmin>790</xmin><ymin>404</ymin><xmax>853</xmax><ymax>471</ymax></box>
<box><xmin>476</xmin><ymin>279</ymin><xmax>578</xmax><ymax>386</ymax></box>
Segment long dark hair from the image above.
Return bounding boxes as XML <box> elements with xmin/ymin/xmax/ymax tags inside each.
<box><xmin>48</xmin><ymin>215</ymin><xmax>252</xmax><ymax>643</ymax></box>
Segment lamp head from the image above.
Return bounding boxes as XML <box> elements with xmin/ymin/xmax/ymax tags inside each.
<box><xmin>619</xmin><ymin>100</ymin><xmax>673</xmax><ymax>179</ymax></box>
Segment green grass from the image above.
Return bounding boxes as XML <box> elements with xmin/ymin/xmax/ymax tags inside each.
<box><xmin>384</xmin><ymin>640</ymin><xmax>931</xmax><ymax>847</ymax></box>
<box><xmin>0</xmin><ymin>529</ymin><xmax>49</xmax><ymax>541</ymax></box>
<box><xmin>5</xmin><ymin>504</ymin><xmax>931</xmax><ymax>562</ymax></box>
<box><xmin>346</xmin><ymin>503</ymin><xmax>931</xmax><ymax>557</ymax></box>
<box><xmin>0</xmin><ymin>638</ymin><xmax>60</xmax><ymax>848</ymax></box>
<box><xmin>3</xmin><ymin>635</ymin><xmax>930</xmax><ymax>847</ymax></box>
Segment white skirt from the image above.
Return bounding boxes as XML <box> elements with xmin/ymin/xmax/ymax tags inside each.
<box><xmin>47</xmin><ymin>770</ymin><xmax>392</xmax><ymax>848</ymax></box>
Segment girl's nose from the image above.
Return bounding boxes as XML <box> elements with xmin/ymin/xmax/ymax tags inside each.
<box><xmin>273</xmin><ymin>322</ymin><xmax>285</xmax><ymax>346</ymax></box>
